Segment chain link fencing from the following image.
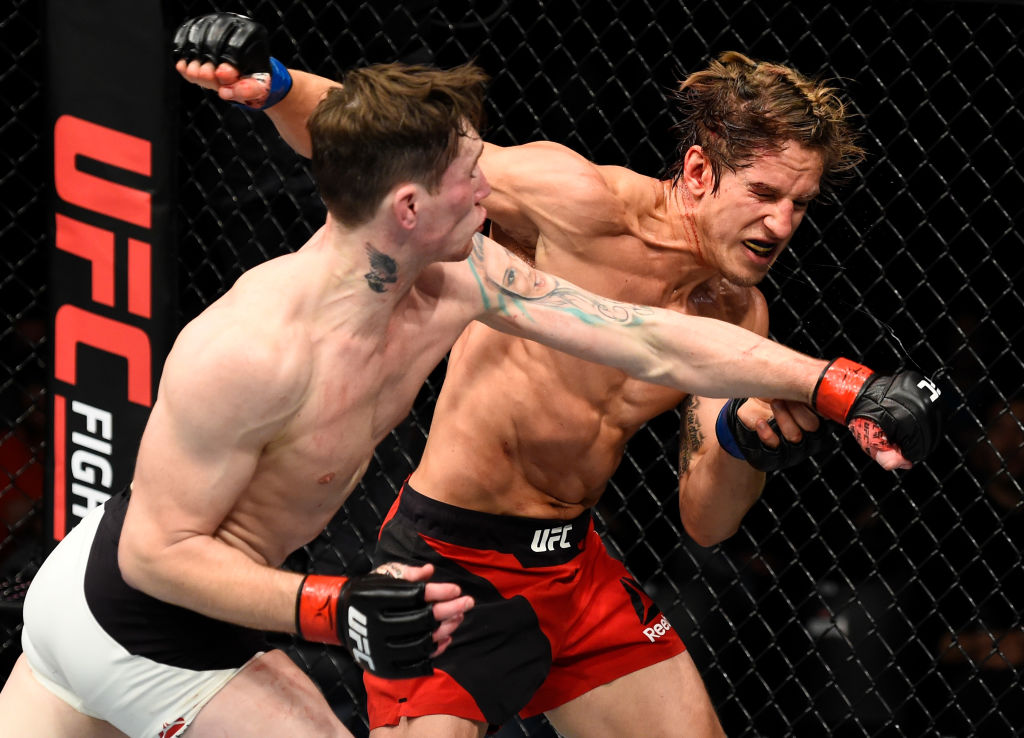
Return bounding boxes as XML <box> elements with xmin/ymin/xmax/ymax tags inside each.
<box><xmin>4</xmin><ymin>1</ymin><xmax>1023</xmax><ymax>736</ymax></box>
<box><xmin>1</xmin><ymin>0</ymin><xmax>47</xmax><ymax>678</ymax></box>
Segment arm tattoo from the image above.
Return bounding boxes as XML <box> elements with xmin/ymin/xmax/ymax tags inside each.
<box><xmin>470</xmin><ymin>236</ymin><xmax>653</xmax><ymax>326</ymax></box>
<box><xmin>679</xmin><ymin>395</ymin><xmax>704</xmax><ymax>475</ymax></box>
<box><xmin>364</xmin><ymin>243</ymin><xmax>398</xmax><ymax>293</ymax></box>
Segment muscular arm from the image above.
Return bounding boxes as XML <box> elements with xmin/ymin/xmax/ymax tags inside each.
<box><xmin>263</xmin><ymin>69</ymin><xmax>338</xmax><ymax>156</ymax></box>
<box><xmin>177</xmin><ymin>60</ymin><xmax>615</xmax><ymax>253</ymax></box>
<box><xmin>175</xmin><ymin>60</ymin><xmax>337</xmax><ymax>157</ymax></box>
<box><xmin>676</xmin><ymin>292</ymin><xmax>772</xmax><ymax>546</ymax></box>
<box><xmin>677</xmin><ymin>396</ymin><xmax>766</xmax><ymax>547</ymax></box>
<box><xmin>479</xmin><ymin>140</ymin><xmax>622</xmax><ymax>251</ymax></box>
<box><xmin>452</xmin><ymin>234</ymin><xmax>830</xmax><ymax>403</ymax></box>
<box><xmin>119</xmin><ymin>312</ymin><xmax>308</xmax><ymax>634</ymax></box>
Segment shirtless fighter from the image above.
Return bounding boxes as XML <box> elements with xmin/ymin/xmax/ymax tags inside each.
<box><xmin>47</xmin><ymin>13</ymin><xmax>938</xmax><ymax>738</ymax></box>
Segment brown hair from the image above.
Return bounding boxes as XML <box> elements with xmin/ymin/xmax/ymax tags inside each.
<box><xmin>308</xmin><ymin>62</ymin><xmax>489</xmax><ymax>226</ymax></box>
<box><xmin>669</xmin><ymin>51</ymin><xmax>865</xmax><ymax>194</ymax></box>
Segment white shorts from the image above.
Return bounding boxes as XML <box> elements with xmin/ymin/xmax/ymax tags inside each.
<box><xmin>21</xmin><ymin>502</ymin><xmax>261</xmax><ymax>738</ymax></box>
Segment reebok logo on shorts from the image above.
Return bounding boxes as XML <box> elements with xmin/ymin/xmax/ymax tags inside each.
<box><xmin>620</xmin><ymin>577</ymin><xmax>660</xmax><ymax>624</ymax></box>
<box><xmin>642</xmin><ymin>615</ymin><xmax>673</xmax><ymax>642</ymax></box>
<box><xmin>620</xmin><ymin>576</ymin><xmax>673</xmax><ymax>642</ymax></box>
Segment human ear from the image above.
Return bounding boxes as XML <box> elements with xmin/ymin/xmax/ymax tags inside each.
<box><xmin>682</xmin><ymin>146</ymin><xmax>712</xmax><ymax>196</ymax></box>
<box><xmin>392</xmin><ymin>184</ymin><xmax>419</xmax><ymax>229</ymax></box>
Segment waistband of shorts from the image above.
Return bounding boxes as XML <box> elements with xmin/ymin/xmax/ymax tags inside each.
<box><xmin>396</xmin><ymin>482</ymin><xmax>592</xmax><ymax>553</ymax></box>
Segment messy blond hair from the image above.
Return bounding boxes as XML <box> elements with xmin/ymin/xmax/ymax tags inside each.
<box><xmin>669</xmin><ymin>51</ymin><xmax>864</xmax><ymax>193</ymax></box>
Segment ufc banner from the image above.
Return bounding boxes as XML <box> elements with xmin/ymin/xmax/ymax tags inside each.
<box><xmin>46</xmin><ymin>0</ymin><xmax>178</xmax><ymax>542</ymax></box>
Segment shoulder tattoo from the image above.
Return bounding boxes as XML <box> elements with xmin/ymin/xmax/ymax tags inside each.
<box><xmin>470</xmin><ymin>235</ymin><xmax>654</xmax><ymax>326</ymax></box>
<box><xmin>679</xmin><ymin>395</ymin><xmax>704</xmax><ymax>475</ymax></box>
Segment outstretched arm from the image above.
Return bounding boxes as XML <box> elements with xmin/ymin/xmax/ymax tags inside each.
<box><xmin>451</xmin><ymin>234</ymin><xmax>942</xmax><ymax>468</ymax></box>
<box><xmin>174</xmin><ymin>57</ymin><xmax>334</xmax><ymax>157</ymax></box>
<box><xmin>463</xmin><ymin>234</ymin><xmax>823</xmax><ymax>402</ymax></box>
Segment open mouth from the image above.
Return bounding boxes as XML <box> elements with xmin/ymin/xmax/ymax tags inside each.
<box><xmin>743</xmin><ymin>239</ymin><xmax>775</xmax><ymax>256</ymax></box>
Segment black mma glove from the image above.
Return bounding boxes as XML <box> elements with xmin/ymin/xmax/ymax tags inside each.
<box><xmin>295</xmin><ymin>573</ymin><xmax>435</xmax><ymax>679</ymax></box>
<box><xmin>812</xmin><ymin>358</ymin><xmax>942</xmax><ymax>463</ymax></box>
<box><xmin>173</xmin><ymin>12</ymin><xmax>269</xmax><ymax>75</ymax></box>
<box><xmin>716</xmin><ymin>398</ymin><xmax>830</xmax><ymax>472</ymax></box>
<box><xmin>172</xmin><ymin>13</ymin><xmax>292</xmax><ymax>109</ymax></box>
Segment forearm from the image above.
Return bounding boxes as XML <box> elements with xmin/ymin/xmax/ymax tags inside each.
<box><xmin>637</xmin><ymin>312</ymin><xmax>827</xmax><ymax>403</ymax></box>
<box><xmin>472</xmin><ymin>238</ymin><xmax>856</xmax><ymax>419</ymax></box>
<box><xmin>677</xmin><ymin>395</ymin><xmax>765</xmax><ymax>547</ymax></box>
<box><xmin>679</xmin><ymin>454</ymin><xmax>765</xmax><ymax>547</ymax></box>
<box><xmin>264</xmin><ymin>69</ymin><xmax>339</xmax><ymax>157</ymax></box>
<box><xmin>120</xmin><ymin>532</ymin><xmax>301</xmax><ymax>634</ymax></box>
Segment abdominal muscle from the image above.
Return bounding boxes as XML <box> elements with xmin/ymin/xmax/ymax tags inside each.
<box><xmin>410</xmin><ymin>324</ymin><xmax>685</xmax><ymax>519</ymax></box>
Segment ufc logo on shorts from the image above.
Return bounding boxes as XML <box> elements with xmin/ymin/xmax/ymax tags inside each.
<box><xmin>643</xmin><ymin>615</ymin><xmax>673</xmax><ymax>642</ymax></box>
<box><xmin>347</xmin><ymin>606</ymin><xmax>376</xmax><ymax>672</ymax></box>
<box><xmin>917</xmin><ymin>378</ymin><xmax>941</xmax><ymax>402</ymax></box>
<box><xmin>531</xmin><ymin>524</ymin><xmax>572</xmax><ymax>552</ymax></box>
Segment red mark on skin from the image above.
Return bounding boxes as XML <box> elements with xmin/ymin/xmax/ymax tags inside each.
<box><xmin>676</xmin><ymin>188</ymin><xmax>704</xmax><ymax>261</ymax></box>
<box><xmin>318</xmin><ymin>472</ymin><xmax>336</xmax><ymax>485</ymax></box>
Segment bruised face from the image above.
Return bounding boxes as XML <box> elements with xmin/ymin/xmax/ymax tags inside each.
<box><xmin>696</xmin><ymin>142</ymin><xmax>823</xmax><ymax>287</ymax></box>
<box><xmin>423</xmin><ymin>128</ymin><xmax>491</xmax><ymax>262</ymax></box>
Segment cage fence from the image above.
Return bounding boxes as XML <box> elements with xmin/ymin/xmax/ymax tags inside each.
<box><xmin>3</xmin><ymin>1</ymin><xmax>1024</xmax><ymax>736</ymax></box>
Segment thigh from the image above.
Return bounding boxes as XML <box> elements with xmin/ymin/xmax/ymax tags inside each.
<box><xmin>0</xmin><ymin>654</ymin><xmax>127</xmax><ymax>738</ymax></box>
<box><xmin>370</xmin><ymin>714</ymin><xmax>486</xmax><ymax>738</ymax></box>
<box><xmin>545</xmin><ymin>651</ymin><xmax>726</xmax><ymax>738</ymax></box>
<box><xmin>187</xmin><ymin>649</ymin><xmax>352</xmax><ymax>738</ymax></box>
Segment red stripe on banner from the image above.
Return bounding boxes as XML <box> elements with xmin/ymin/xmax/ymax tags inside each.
<box><xmin>46</xmin><ymin>1</ymin><xmax>178</xmax><ymax>541</ymax></box>
<box><xmin>128</xmin><ymin>238</ymin><xmax>152</xmax><ymax>318</ymax></box>
<box><xmin>54</xmin><ymin>305</ymin><xmax>153</xmax><ymax>407</ymax></box>
<box><xmin>53</xmin><ymin>393</ymin><xmax>67</xmax><ymax>541</ymax></box>
<box><xmin>53</xmin><ymin>114</ymin><xmax>152</xmax><ymax>229</ymax></box>
<box><xmin>55</xmin><ymin>213</ymin><xmax>116</xmax><ymax>306</ymax></box>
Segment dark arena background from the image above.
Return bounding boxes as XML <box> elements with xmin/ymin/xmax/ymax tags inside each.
<box><xmin>3</xmin><ymin>1</ymin><xmax>1024</xmax><ymax>736</ymax></box>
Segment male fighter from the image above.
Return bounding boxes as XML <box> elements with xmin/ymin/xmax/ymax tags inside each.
<box><xmin>160</xmin><ymin>14</ymin><xmax>938</xmax><ymax>738</ymax></box>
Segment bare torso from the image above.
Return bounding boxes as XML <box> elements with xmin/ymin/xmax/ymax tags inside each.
<box><xmin>130</xmin><ymin>232</ymin><xmax>468</xmax><ymax>568</ymax></box>
<box><xmin>411</xmin><ymin>153</ymin><xmax>762</xmax><ymax>517</ymax></box>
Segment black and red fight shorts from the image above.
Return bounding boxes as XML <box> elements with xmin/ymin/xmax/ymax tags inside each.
<box><xmin>364</xmin><ymin>483</ymin><xmax>685</xmax><ymax>731</ymax></box>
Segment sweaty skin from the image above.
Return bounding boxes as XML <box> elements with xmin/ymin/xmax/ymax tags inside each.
<box><xmin>166</xmin><ymin>62</ymin><xmax>914</xmax><ymax>738</ymax></box>
<box><xmin>175</xmin><ymin>60</ymin><xmax>908</xmax><ymax>552</ymax></box>
<box><xmin>117</xmin><ymin>130</ymin><xmax>836</xmax><ymax>638</ymax></box>
<box><xmin>412</xmin><ymin>139</ymin><xmax>823</xmax><ymax>528</ymax></box>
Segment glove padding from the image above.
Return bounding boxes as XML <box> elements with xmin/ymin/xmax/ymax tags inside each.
<box><xmin>172</xmin><ymin>12</ymin><xmax>270</xmax><ymax>76</ymax></box>
<box><xmin>296</xmin><ymin>573</ymin><xmax>435</xmax><ymax>679</ymax></box>
<box><xmin>719</xmin><ymin>398</ymin><xmax>830</xmax><ymax>472</ymax></box>
<box><xmin>846</xmin><ymin>370</ymin><xmax>942</xmax><ymax>463</ymax></box>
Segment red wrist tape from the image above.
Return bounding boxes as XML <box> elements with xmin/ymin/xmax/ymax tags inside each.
<box><xmin>295</xmin><ymin>574</ymin><xmax>347</xmax><ymax>646</ymax></box>
<box><xmin>813</xmin><ymin>357</ymin><xmax>875</xmax><ymax>423</ymax></box>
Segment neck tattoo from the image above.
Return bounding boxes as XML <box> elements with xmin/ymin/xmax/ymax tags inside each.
<box><xmin>364</xmin><ymin>243</ymin><xmax>398</xmax><ymax>293</ymax></box>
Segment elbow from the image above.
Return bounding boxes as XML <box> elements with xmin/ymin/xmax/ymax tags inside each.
<box><xmin>682</xmin><ymin>518</ymin><xmax>737</xmax><ymax>548</ymax></box>
<box><xmin>689</xmin><ymin>529</ymin><xmax>734</xmax><ymax>549</ymax></box>
<box><xmin>117</xmin><ymin>527</ymin><xmax>160</xmax><ymax>593</ymax></box>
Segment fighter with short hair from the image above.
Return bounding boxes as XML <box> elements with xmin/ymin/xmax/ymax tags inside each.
<box><xmin>168</xmin><ymin>17</ymin><xmax>942</xmax><ymax>737</ymax></box>
<box><xmin>0</xmin><ymin>15</ymin><xmax>941</xmax><ymax>738</ymax></box>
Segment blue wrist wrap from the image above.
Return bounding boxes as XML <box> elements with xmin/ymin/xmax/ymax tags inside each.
<box><xmin>262</xmin><ymin>57</ymin><xmax>293</xmax><ymax>108</ymax></box>
<box><xmin>716</xmin><ymin>401</ymin><xmax>747</xmax><ymax>460</ymax></box>
<box><xmin>235</xmin><ymin>56</ymin><xmax>293</xmax><ymax>111</ymax></box>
